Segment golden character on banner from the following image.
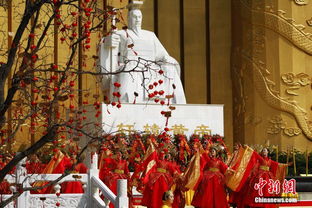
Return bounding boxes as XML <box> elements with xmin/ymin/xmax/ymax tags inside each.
<box><xmin>171</xmin><ymin>124</ymin><xmax>188</xmax><ymax>135</ymax></box>
<box><xmin>117</xmin><ymin>123</ymin><xmax>135</xmax><ymax>134</ymax></box>
<box><xmin>194</xmin><ymin>124</ymin><xmax>211</xmax><ymax>136</ymax></box>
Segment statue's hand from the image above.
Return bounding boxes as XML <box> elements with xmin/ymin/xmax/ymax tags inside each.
<box><xmin>105</xmin><ymin>33</ymin><xmax>120</xmax><ymax>47</ymax></box>
<box><xmin>161</xmin><ymin>56</ymin><xmax>170</xmax><ymax>63</ymax></box>
<box><xmin>158</xmin><ymin>55</ymin><xmax>176</xmax><ymax>65</ymax></box>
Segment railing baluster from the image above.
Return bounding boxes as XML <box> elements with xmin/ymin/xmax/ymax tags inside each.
<box><xmin>2</xmin><ymin>152</ymin><xmax>129</xmax><ymax>208</ymax></box>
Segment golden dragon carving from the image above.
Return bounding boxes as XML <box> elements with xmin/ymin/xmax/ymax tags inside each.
<box><xmin>239</xmin><ymin>0</ymin><xmax>312</xmax><ymax>56</ymax></box>
<box><xmin>240</xmin><ymin>53</ymin><xmax>312</xmax><ymax>140</ymax></box>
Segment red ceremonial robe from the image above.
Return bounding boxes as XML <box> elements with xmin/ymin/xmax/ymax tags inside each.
<box><xmin>240</xmin><ymin>153</ymin><xmax>286</xmax><ymax>208</ymax></box>
<box><xmin>191</xmin><ymin>154</ymin><xmax>229</xmax><ymax>208</ymax></box>
<box><xmin>103</xmin><ymin>159</ymin><xmax>129</xmax><ymax>208</ymax></box>
<box><xmin>62</xmin><ymin>163</ymin><xmax>88</xmax><ymax>193</ymax></box>
<box><xmin>141</xmin><ymin>158</ymin><xmax>178</xmax><ymax>208</ymax></box>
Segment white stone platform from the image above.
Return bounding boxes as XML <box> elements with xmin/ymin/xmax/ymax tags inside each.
<box><xmin>79</xmin><ymin>103</ymin><xmax>224</xmax><ymax>147</ymax></box>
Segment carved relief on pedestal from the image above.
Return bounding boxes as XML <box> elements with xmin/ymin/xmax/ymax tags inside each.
<box><xmin>28</xmin><ymin>194</ymin><xmax>87</xmax><ymax>208</ymax></box>
<box><xmin>267</xmin><ymin>115</ymin><xmax>302</xmax><ymax>137</ymax></box>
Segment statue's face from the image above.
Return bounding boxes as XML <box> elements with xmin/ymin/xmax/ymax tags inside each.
<box><xmin>129</xmin><ymin>9</ymin><xmax>142</xmax><ymax>28</ymax></box>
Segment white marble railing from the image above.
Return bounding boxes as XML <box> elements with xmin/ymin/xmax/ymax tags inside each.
<box><xmin>1</xmin><ymin>153</ymin><xmax>128</xmax><ymax>208</ymax></box>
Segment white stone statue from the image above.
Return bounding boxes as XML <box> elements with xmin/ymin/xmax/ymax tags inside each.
<box><xmin>98</xmin><ymin>5</ymin><xmax>186</xmax><ymax>104</ymax></box>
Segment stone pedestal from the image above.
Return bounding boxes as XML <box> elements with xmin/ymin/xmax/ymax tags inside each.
<box><xmin>78</xmin><ymin>103</ymin><xmax>224</xmax><ymax>148</ymax></box>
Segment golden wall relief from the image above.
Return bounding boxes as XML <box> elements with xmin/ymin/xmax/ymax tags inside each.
<box><xmin>245</xmin><ymin>114</ymin><xmax>262</xmax><ymax>126</ymax></box>
<box><xmin>307</xmin><ymin>18</ymin><xmax>312</xmax><ymax>26</ymax></box>
<box><xmin>292</xmin><ymin>0</ymin><xmax>309</xmax><ymax>5</ymax></box>
<box><xmin>231</xmin><ymin>50</ymin><xmax>247</xmax><ymax>142</ymax></box>
<box><xmin>232</xmin><ymin>58</ymin><xmax>246</xmax><ymax>118</ymax></box>
<box><xmin>267</xmin><ymin>116</ymin><xmax>302</xmax><ymax>137</ymax></box>
<box><xmin>240</xmin><ymin>52</ymin><xmax>312</xmax><ymax>140</ymax></box>
<box><xmin>240</xmin><ymin>0</ymin><xmax>312</xmax><ymax>55</ymax></box>
<box><xmin>281</xmin><ymin>73</ymin><xmax>311</xmax><ymax>96</ymax></box>
<box><xmin>0</xmin><ymin>1</ymin><xmax>9</xmax><ymax>9</ymax></box>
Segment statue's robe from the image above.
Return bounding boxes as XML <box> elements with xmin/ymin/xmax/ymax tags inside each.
<box><xmin>99</xmin><ymin>29</ymin><xmax>186</xmax><ymax>104</ymax></box>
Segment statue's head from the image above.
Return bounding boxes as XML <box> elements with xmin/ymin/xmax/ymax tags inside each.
<box><xmin>128</xmin><ymin>9</ymin><xmax>142</xmax><ymax>29</ymax></box>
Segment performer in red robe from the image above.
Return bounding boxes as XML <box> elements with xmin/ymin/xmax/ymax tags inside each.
<box><xmin>33</xmin><ymin>150</ymin><xmax>72</xmax><ymax>194</ymax></box>
<box><xmin>239</xmin><ymin>147</ymin><xmax>288</xmax><ymax>208</ymax></box>
<box><xmin>99</xmin><ymin>147</ymin><xmax>113</xmax><ymax>182</ymax></box>
<box><xmin>227</xmin><ymin>143</ymin><xmax>243</xmax><ymax>208</ymax></box>
<box><xmin>191</xmin><ymin>146</ymin><xmax>232</xmax><ymax>208</ymax></box>
<box><xmin>103</xmin><ymin>152</ymin><xmax>130</xmax><ymax>208</ymax></box>
<box><xmin>26</xmin><ymin>154</ymin><xmax>45</xmax><ymax>174</ymax></box>
<box><xmin>141</xmin><ymin>151</ymin><xmax>180</xmax><ymax>208</ymax></box>
<box><xmin>62</xmin><ymin>154</ymin><xmax>88</xmax><ymax>193</ymax></box>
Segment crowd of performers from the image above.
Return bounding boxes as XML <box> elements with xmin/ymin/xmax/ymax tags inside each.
<box><xmin>0</xmin><ymin>133</ymin><xmax>292</xmax><ymax>208</ymax></box>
